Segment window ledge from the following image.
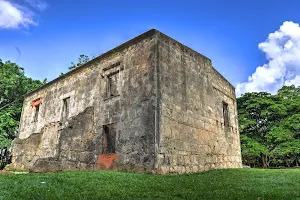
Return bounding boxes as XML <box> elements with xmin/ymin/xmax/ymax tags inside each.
<box><xmin>104</xmin><ymin>94</ymin><xmax>120</xmax><ymax>101</ymax></box>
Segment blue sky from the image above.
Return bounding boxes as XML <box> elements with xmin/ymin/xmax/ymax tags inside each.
<box><xmin>1</xmin><ymin>0</ymin><xmax>300</xmax><ymax>96</ymax></box>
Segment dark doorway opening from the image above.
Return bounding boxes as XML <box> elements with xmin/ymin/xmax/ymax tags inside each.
<box><xmin>102</xmin><ymin>124</ymin><xmax>116</xmax><ymax>154</ymax></box>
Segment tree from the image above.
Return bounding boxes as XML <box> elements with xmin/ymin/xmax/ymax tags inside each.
<box><xmin>0</xmin><ymin>59</ymin><xmax>42</xmax><ymax>149</ymax></box>
<box><xmin>238</xmin><ymin>85</ymin><xmax>300</xmax><ymax>168</ymax></box>
<box><xmin>69</xmin><ymin>54</ymin><xmax>91</xmax><ymax>70</ymax></box>
<box><xmin>238</xmin><ymin>92</ymin><xmax>277</xmax><ymax>167</ymax></box>
<box><xmin>60</xmin><ymin>54</ymin><xmax>94</xmax><ymax>76</ymax></box>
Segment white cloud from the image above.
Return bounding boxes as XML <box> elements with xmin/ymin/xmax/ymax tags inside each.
<box><xmin>24</xmin><ymin>0</ymin><xmax>48</xmax><ymax>11</ymax></box>
<box><xmin>236</xmin><ymin>21</ymin><xmax>300</xmax><ymax>96</ymax></box>
<box><xmin>0</xmin><ymin>0</ymin><xmax>47</xmax><ymax>29</ymax></box>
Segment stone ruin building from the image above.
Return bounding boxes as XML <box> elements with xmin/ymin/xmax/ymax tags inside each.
<box><xmin>10</xmin><ymin>29</ymin><xmax>242</xmax><ymax>174</ymax></box>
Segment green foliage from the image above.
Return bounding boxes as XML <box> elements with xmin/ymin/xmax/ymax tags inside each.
<box><xmin>238</xmin><ymin>85</ymin><xmax>300</xmax><ymax>168</ymax></box>
<box><xmin>0</xmin><ymin>59</ymin><xmax>42</xmax><ymax>149</ymax></box>
<box><xmin>68</xmin><ymin>54</ymin><xmax>91</xmax><ymax>70</ymax></box>
<box><xmin>60</xmin><ymin>54</ymin><xmax>93</xmax><ymax>76</ymax></box>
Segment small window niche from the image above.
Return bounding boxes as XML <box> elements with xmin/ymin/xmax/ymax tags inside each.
<box><xmin>34</xmin><ymin>105</ymin><xmax>40</xmax><ymax>122</ymax></box>
<box><xmin>102</xmin><ymin>124</ymin><xmax>116</xmax><ymax>154</ymax></box>
<box><xmin>31</xmin><ymin>97</ymin><xmax>41</xmax><ymax>123</ymax></box>
<box><xmin>222</xmin><ymin>101</ymin><xmax>229</xmax><ymax>127</ymax></box>
<box><xmin>105</xmin><ymin>71</ymin><xmax>119</xmax><ymax>99</ymax></box>
<box><xmin>62</xmin><ymin>97</ymin><xmax>70</xmax><ymax>121</ymax></box>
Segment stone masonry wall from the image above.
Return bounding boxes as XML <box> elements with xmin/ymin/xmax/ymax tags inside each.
<box><xmin>156</xmin><ymin>33</ymin><xmax>242</xmax><ymax>174</ymax></box>
<box><xmin>10</xmin><ymin>29</ymin><xmax>241</xmax><ymax>174</ymax></box>
<box><xmin>11</xmin><ymin>31</ymin><xmax>158</xmax><ymax>172</ymax></box>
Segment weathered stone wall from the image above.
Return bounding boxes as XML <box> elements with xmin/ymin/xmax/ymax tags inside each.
<box><xmin>156</xmin><ymin>33</ymin><xmax>242</xmax><ymax>174</ymax></box>
<box><xmin>10</xmin><ymin>29</ymin><xmax>241</xmax><ymax>174</ymax></box>
<box><xmin>11</xmin><ymin>31</ymin><xmax>158</xmax><ymax>172</ymax></box>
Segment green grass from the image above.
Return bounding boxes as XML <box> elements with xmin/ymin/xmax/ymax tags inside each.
<box><xmin>0</xmin><ymin>168</ymin><xmax>300</xmax><ymax>200</ymax></box>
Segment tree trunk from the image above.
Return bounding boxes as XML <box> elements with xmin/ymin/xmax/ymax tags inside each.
<box><xmin>262</xmin><ymin>154</ymin><xmax>269</xmax><ymax>168</ymax></box>
<box><xmin>0</xmin><ymin>148</ymin><xmax>11</xmax><ymax>170</ymax></box>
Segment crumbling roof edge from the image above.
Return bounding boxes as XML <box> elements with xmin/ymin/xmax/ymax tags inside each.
<box><xmin>25</xmin><ymin>28</ymin><xmax>235</xmax><ymax>98</ymax></box>
<box><xmin>156</xmin><ymin>31</ymin><xmax>212</xmax><ymax>62</ymax></box>
<box><xmin>211</xmin><ymin>66</ymin><xmax>236</xmax><ymax>90</ymax></box>
<box><xmin>24</xmin><ymin>29</ymin><xmax>158</xmax><ymax>98</ymax></box>
<box><xmin>156</xmin><ymin>31</ymin><xmax>234</xmax><ymax>90</ymax></box>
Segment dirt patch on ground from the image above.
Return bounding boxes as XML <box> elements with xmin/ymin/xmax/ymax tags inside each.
<box><xmin>0</xmin><ymin>170</ymin><xmax>12</xmax><ymax>175</ymax></box>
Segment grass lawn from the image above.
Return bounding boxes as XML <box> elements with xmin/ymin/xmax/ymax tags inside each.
<box><xmin>0</xmin><ymin>168</ymin><xmax>300</xmax><ymax>200</ymax></box>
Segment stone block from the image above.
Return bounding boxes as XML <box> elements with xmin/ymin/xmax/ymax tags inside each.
<box><xmin>159</xmin><ymin>165</ymin><xmax>170</xmax><ymax>174</ymax></box>
<box><xmin>31</xmin><ymin>159</ymin><xmax>62</xmax><ymax>172</ymax></box>
<box><xmin>78</xmin><ymin>152</ymin><xmax>95</xmax><ymax>164</ymax></box>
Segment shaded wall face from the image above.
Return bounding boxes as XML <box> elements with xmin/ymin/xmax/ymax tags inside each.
<box><xmin>11</xmin><ymin>36</ymin><xmax>157</xmax><ymax>172</ymax></box>
<box><xmin>157</xmin><ymin>34</ymin><xmax>242</xmax><ymax>174</ymax></box>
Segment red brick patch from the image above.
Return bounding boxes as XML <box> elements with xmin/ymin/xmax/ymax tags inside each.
<box><xmin>97</xmin><ymin>153</ymin><xmax>119</xmax><ymax>170</ymax></box>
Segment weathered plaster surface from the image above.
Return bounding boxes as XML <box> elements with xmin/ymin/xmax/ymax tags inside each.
<box><xmin>11</xmin><ymin>31</ymin><xmax>157</xmax><ymax>172</ymax></box>
<box><xmin>156</xmin><ymin>33</ymin><xmax>242</xmax><ymax>174</ymax></box>
<box><xmin>10</xmin><ymin>29</ymin><xmax>242</xmax><ymax>173</ymax></box>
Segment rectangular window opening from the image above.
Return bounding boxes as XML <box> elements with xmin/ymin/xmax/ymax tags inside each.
<box><xmin>106</xmin><ymin>72</ymin><xmax>119</xmax><ymax>98</ymax></box>
<box><xmin>34</xmin><ymin>105</ymin><xmax>39</xmax><ymax>122</ymax></box>
<box><xmin>62</xmin><ymin>97</ymin><xmax>70</xmax><ymax>121</ymax></box>
<box><xmin>222</xmin><ymin>102</ymin><xmax>229</xmax><ymax>127</ymax></box>
<box><xmin>102</xmin><ymin>124</ymin><xmax>116</xmax><ymax>154</ymax></box>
